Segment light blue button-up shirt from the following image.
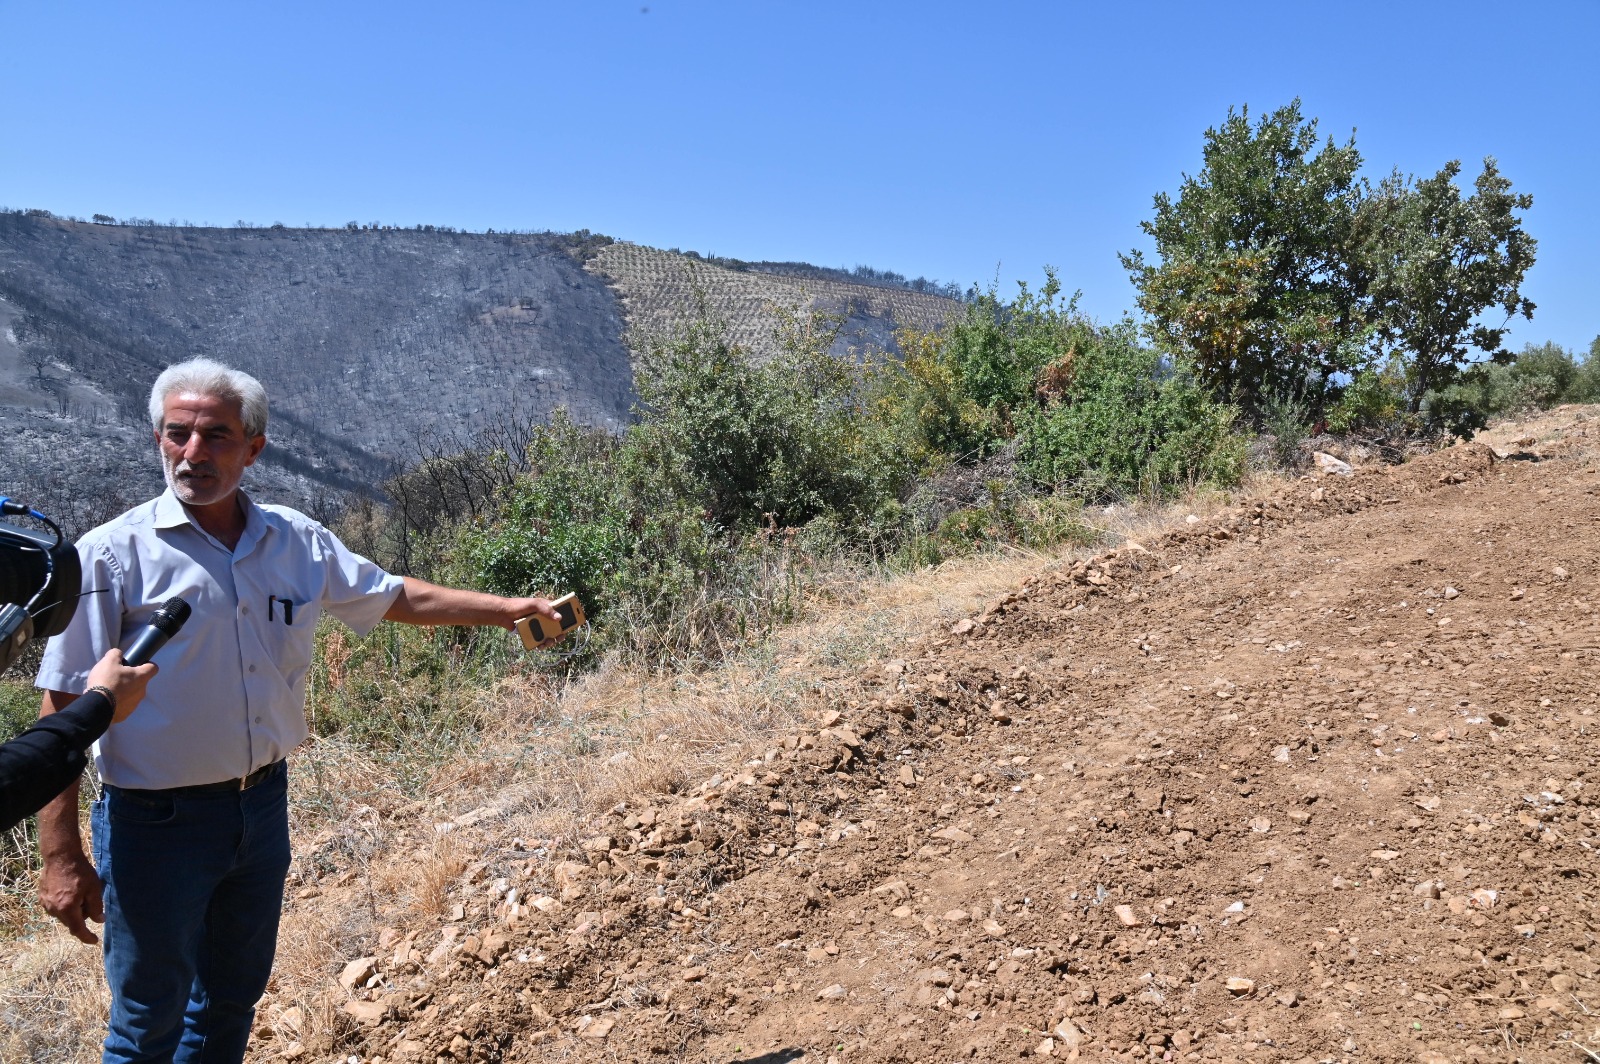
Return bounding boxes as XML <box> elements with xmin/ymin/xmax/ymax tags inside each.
<box><xmin>37</xmin><ymin>490</ymin><xmax>404</xmax><ymax>789</ymax></box>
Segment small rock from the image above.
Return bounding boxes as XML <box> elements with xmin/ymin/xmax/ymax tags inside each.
<box><xmin>897</xmin><ymin>765</ymin><xmax>916</xmax><ymax>786</ymax></box>
<box><xmin>1272</xmin><ymin>745</ymin><xmax>1291</xmax><ymax>763</ymax></box>
<box><xmin>1113</xmin><ymin>904</ymin><xmax>1139</xmax><ymax>927</ymax></box>
<box><xmin>1225</xmin><ymin>977</ymin><xmax>1255</xmax><ymax>996</ymax></box>
<box><xmin>1035</xmin><ymin>1037</ymin><xmax>1055</xmax><ymax>1057</ymax></box>
<box><xmin>1413</xmin><ymin>880</ymin><xmax>1441</xmax><ymax>899</ymax></box>
<box><xmin>1276</xmin><ymin>989</ymin><xmax>1298</xmax><ymax>1007</ymax></box>
<box><xmin>1533</xmin><ymin>995</ymin><xmax>1571</xmax><ymax>1016</ymax></box>
<box><xmin>1053</xmin><ymin>1018</ymin><xmax>1083</xmax><ymax>1048</ymax></box>
<box><xmin>1510</xmin><ymin>587</ymin><xmax>1525</xmax><ymax>600</ymax></box>
<box><xmin>1444</xmin><ymin>586</ymin><xmax>1460</xmax><ymax>599</ymax></box>
<box><xmin>931</xmin><ymin>826</ymin><xmax>975</xmax><ymax>843</ymax></box>
<box><xmin>1470</xmin><ymin>888</ymin><xmax>1498</xmax><ymax>909</ymax></box>
<box><xmin>981</xmin><ymin>918</ymin><xmax>1005</xmax><ymax>937</ymax></box>
<box><xmin>951</xmin><ymin>618</ymin><xmax>976</xmax><ymax>636</ymax></box>
<box><xmin>1185</xmin><ymin>513</ymin><xmax>1201</xmax><ymax>525</ymax></box>
<box><xmin>579</xmin><ymin>1016</ymin><xmax>615</xmax><ymax>1039</ymax></box>
<box><xmin>1488</xmin><ymin>712</ymin><xmax>1511</xmax><ymax>727</ymax></box>
<box><xmin>890</xmin><ymin>905</ymin><xmax>914</xmax><ymax>920</ymax></box>
<box><xmin>989</xmin><ymin>705</ymin><xmax>1012</xmax><ymax>724</ymax></box>
<box><xmin>1314</xmin><ymin>451</ymin><xmax>1353</xmax><ymax>476</ymax></box>
<box><xmin>941</xmin><ymin>909</ymin><xmax>970</xmax><ymax>924</ymax></box>
<box><xmin>917</xmin><ymin>968</ymin><xmax>954</xmax><ymax>987</ymax></box>
<box><xmin>817</xmin><ymin>984</ymin><xmax>848</xmax><ymax>1001</ymax></box>
<box><xmin>1498</xmin><ymin>1006</ymin><xmax>1525</xmax><ymax>1020</ymax></box>
<box><xmin>1429</xmin><ymin>729</ymin><xmax>1450</xmax><ymax>742</ymax></box>
<box><xmin>338</xmin><ymin>957</ymin><xmax>377</xmax><ymax>990</ymax></box>
<box><xmin>341</xmin><ymin>999</ymin><xmax>386</xmax><ymax>1025</ymax></box>
<box><xmin>1248</xmin><ymin>816</ymin><xmax>1272</xmax><ymax>834</ymax></box>
<box><xmin>681</xmin><ymin>966</ymin><xmax>707</xmax><ymax>982</ymax></box>
<box><xmin>1552</xmin><ymin>566</ymin><xmax>1570</xmax><ymax>581</ymax></box>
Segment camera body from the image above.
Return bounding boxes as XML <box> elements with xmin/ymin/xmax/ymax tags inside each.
<box><xmin>514</xmin><ymin>592</ymin><xmax>585</xmax><ymax>649</ymax></box>
<box><xmin>0</xmin><ymin>504</ymin><xmax>81</xmax><ymax>672</ymax></box>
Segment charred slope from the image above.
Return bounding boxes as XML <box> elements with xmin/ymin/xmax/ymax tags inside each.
<box><xmin>0</xmin><ymin>214</ymin><xmax>634</xmax><ymax>524</ymax></box>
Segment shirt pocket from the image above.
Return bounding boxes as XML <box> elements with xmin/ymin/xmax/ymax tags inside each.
<box><xmin>256</xmin><ymin>583</ymin><xmax>322</xmax><ymax>676</ymax></box>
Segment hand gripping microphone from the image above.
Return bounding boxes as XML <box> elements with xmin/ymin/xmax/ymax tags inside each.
<box><xmin>122</xmin><ymin>597</ymin><xmax>192</xmax><ymax>667</ymax></box>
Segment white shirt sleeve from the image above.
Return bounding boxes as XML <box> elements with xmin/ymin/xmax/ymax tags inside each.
<box><xmin>312</xmin><ymin>524</ymin><xmax>404</xmax><ymax>637</ymax></box>
<box><xmin>36</xmin><ymin>539</ymin><xmax>123</xmax><ymax>694</ymax></box>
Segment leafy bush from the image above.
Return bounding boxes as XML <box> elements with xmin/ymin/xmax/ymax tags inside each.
<box><xmin>1421</xmin><ymin>340</ymin><xmax>1597</xmax><ymax>438</ymax></box>
<box><xmin>1260</xmin><ymin>390</ymin><xmax>1313</xmax><ymax>468</ymax></box>
<box><xmin>946</xmin><ymin>270</ymin><xmax>1081</xmax><ymax>435</ymax></box>
<box><xmin>1325</xmin><ymin>359</ymin><xmax>1411</xmax><ymax>435</ymax></box>
<box><xmin>866</xmin><ymin>326</ymin><xmax>991</xmax><ymax>471</ymax></box>
<box><xmin>1015</xmin><ymin>320</ymin><xmax>1246</xmax><ymax>499</ymax></box>
<box><xmin>452</xmin><ymin>411</ymin><xmax>632</xmax><ymax>617</ymax></box>
<box><xmin>630</xmin><ymin>306</ymin><xmax>914</xmax><ymax>534</ymax></box>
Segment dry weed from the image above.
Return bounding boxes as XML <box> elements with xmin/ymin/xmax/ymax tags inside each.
<box><xmin>0</xmin><ymin>931</ymin><xmax>107</xmax><ymax>1064</ymax></box>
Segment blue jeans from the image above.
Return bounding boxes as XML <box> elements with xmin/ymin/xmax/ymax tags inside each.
<box><xmin>90</xmin><ymin>762</ymin><xmax>291</xmax><ymax>1064</ymax></box>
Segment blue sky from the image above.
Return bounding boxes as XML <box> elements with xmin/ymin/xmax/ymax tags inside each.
<box><xmin>2</xmin><ymin>0</ymin><xmax>1595</xmax><ymax>353</ymax></box>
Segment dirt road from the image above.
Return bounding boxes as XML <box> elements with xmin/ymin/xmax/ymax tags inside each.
<box><xmin>330</xmin><ymin>414</ymin><xmax>1599</xmax><ymax>1064</ymax></box>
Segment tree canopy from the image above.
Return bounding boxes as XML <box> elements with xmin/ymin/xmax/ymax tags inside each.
<box><xmin>1125</xmin><ymin>100</ymin><xmax>1537</xmax><ymax>430</ymax></box>
<box><xmin>1121</xmin><ymin>101</ymin><xmax>1369</xmax><ymax>418</ymax></box>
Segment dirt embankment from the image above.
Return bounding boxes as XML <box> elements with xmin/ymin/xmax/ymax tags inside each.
<box><xmin>295</xmin><ymin>413</ymin><xmax>1600</xmax><ymax>1064</ymax></box>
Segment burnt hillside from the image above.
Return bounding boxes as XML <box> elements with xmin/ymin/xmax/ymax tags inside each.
<box><xmin>0</xmin><ymin>214</ymin><xmax>960</xmax><ymax>536</ymax></box>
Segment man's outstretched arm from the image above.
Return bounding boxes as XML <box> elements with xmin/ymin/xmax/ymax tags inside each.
<box><xmin>383</xmin><ymin>576</ymin><xmax>559</xmax><ymax>631</ymax></box>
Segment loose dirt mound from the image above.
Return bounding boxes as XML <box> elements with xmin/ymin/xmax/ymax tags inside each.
<box><xmin>318</xmin><ymin>414</ymin><xmax>1600</xmax><ymax>1064</ymax></box>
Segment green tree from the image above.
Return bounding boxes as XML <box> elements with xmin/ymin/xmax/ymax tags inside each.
<box><xmin>1122</xmin><ymin>100</ymin><xmax>1370</xmax><ymax>419</ymax></box>
<box><xmin>1365</xmin><ymin>158</ymin><xmax>1536</xmax><ymax>415</ymax></box>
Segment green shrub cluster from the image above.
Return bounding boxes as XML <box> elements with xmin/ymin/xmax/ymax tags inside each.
<box><xmin>1315</xmin><ymin>339</ymin><xmax>1600</xmax><ymax>440</ymax></box>
<box><xmin>427</xmin><ymin>277</ymin><xmax>1244</xmax><ymax>672</ymax></box>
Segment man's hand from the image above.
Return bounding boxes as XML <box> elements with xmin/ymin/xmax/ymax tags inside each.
<box><xmin>506</xmin><ymin>596</ymin><xmax>562</xmax><ymax>647</ymax></box>
<box><xmin>40</xmin><ymin>849</ymin><xmax>104</xmax><ymax>944</ymax></box>
<box><xmin>86</xmin><ymin>648</ymin><xmax>158</xmax><ymax>725</ymax></box>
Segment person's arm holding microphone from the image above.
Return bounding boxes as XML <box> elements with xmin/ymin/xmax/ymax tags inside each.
<box><xmin>0</xmin><ymin>650</ymin><xmax>156</xmax><ymax>832</ymax></box>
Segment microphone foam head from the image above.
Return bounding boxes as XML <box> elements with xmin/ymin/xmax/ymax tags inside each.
<box><xmin>152</xmin><ymin>596</ymin><xmax>192</xmax><ymax>633</ymax></box>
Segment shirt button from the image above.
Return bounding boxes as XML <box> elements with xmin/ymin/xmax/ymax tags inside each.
<box><xmin>248</xmin><ymin>664</ymin><xmax>257</xmax><ymax>673</ymax></box>
<box><xmin>241</xmin><ymin>605</ymin><xmax>249</xmax><ymax>615</ymax></box>
<box><xmin>254</xmin><ymin>716</ymin><xmax>262</xmax><ymax>724</ymax></box>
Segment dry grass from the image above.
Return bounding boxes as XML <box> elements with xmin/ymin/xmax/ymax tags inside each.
<box><xmin>0</xmin><ymin>933</ymin><xmax>109</xmax><ymax>1063</ymax></box>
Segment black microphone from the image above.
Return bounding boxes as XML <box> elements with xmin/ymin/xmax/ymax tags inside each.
<box><xmin>122</xmin><ymin>597</ymin><xmax>192</xmax><ymax>667</ymax></box>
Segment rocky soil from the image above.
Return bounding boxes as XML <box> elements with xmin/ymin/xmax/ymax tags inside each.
<box><xmin>282</xmin><ymin>412</ymin><xmax>1600</xmax><ymax>1064</ymax></box>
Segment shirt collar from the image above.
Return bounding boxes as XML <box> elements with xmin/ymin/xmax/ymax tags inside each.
<box><xmin>151</xmin><ymin>488</ymin><xmax>269</xmax><ymax>556</ymax></box>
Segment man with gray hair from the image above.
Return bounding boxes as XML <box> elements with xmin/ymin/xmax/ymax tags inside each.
<box><xmin>34</xmin><ymin>358</ymin><xmax>561</xmax><ymax>1064</ymax></box>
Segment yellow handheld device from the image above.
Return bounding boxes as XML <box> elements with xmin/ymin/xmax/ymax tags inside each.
<box><xmin>515</xmin><ymin>592</ymin><xmax>586</xmax><ymax>649</ymax></box>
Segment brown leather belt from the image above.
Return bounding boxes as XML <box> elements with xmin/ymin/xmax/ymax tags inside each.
<box><xmin>110</xmin><ymin>760</ymin><xmax>283</xmax><ymax>798</ymax></box>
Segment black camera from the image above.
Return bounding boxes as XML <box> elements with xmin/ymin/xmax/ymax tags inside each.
<box><xmin>0</xmin><ymin>498</ymin><xmax>81</xmax><ymax>673</ymax></box>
